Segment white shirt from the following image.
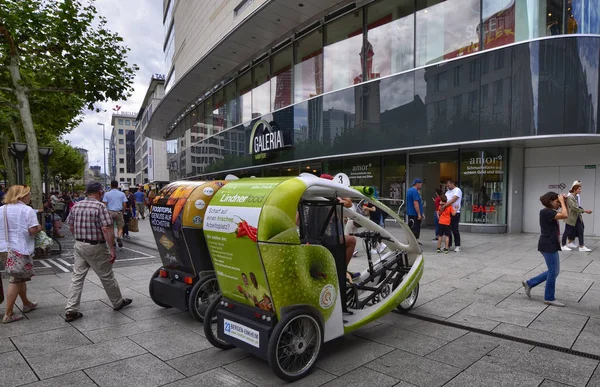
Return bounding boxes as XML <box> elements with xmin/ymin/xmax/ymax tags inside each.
<box><xmin>446</xmin><ymin>187</ymin><xmax>463</xmax><ymax>213</ymax></box>
<box><xmin>0</xmin><ymin>202</ymin><xmax>40</xmax><ymax>255</ymax></box>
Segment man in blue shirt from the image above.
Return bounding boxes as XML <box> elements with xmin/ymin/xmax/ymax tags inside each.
<box><xmin>133</xmin><ymin>188</ymin><xmax>146</xmax><ymax>220</ymax></box>
<box><xmin>102</xmin><ymin>181</ymin><xmax>128</xmax><ymax>248</ymax></box>
<box><xmin>406</xmin><ymin>178</ymin><xmax>424</xmax><ymax>243</ymax></box>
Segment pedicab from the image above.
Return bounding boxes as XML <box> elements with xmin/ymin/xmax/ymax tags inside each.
<box><xmin>202</xmin><ymin>174</ymin><xmax>424</xmax><ymax>382</ymax></box>
<box><xmin>148</xmin><ymin>180</ymin><xmax>227</xmax><ymax>322</ymax></box>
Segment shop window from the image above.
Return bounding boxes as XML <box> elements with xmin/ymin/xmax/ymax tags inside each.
<box><xmin>567</xmin><ymin>0</ymin><xmax>600</xmax><ymax>34</ymax></box>
<box><xmin>459</xmin><ymin>148</ymin><xmax>507</xmax><ymax>224</ymax></box>
<box><xmin>252</xmin><ymin>60</ymin><xmax>270</xmax><ymax>119</ymax></box>
<box><xmin>382</xmin><ymin>155</ymin><xmax>406</xmax><ymax>216</ymax></box>
<box><xmin>213</xmin><ymin>88</ymin><xmax>225</xmax><ymax>134</ymax></box>
<box><xmin>342</xmin><ymin>156</ymin><xmax>381</xmax><ymax>194</ymax></box>
<box><xmin>416</xmin><ymin>0</ymin><xmax>480</xmax><ymax>67</ymax></box>
<box><xmin>204</xmin><ymin>98</ymin><xmax>213</xmax><ymax>136</ymax></box>
<box><xmin>225</xmin><ymin>80</ymin><xmax>240</xmax><ymax>128</ymax></box>
<box><xmin>366</xmin><ymin>0</ymin><xmax>414</xmax><ymax>81</ymax></box>
<box><xmin>271</xmin><ymin>45</ymin><xmax>293</xmax><ymax>111</ymax></box>
<box><xmin>294</xmin><ymin>28</ymin><xmax>323</xmax><ymax>103</ymax></box>
<box><xmin>324</xmin><ymin>10</ymin><xmax>363</xmax><ymax>93</ymax></box>
<box><xmin>238</xmin><ymin>71</ymin><xmax>252</xmax><ymax>123</ymax></box>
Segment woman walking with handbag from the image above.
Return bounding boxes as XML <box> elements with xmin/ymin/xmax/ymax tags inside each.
<box><xmin>0</xmin><ymin>185</ymin><xmax>43</xmax><ymax>323</ymax></box>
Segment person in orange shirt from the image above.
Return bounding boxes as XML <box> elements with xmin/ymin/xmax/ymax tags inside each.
<box><xmin>437</xmin><ymin>194</ymin><xmax>456</xmax><ymax>254</ymax></box>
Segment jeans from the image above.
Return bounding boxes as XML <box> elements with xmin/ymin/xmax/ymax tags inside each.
<box><xmin>561</xmin><ymin>224</ymin><xmax>576</xmax><ymax>246</ymax></box>
<box><xmin>434</xmin><ymin>212</ymin><xmax>439</xmax><ymax>236</ymax></box>
<box><xmin>407</xmin><ymin>215</ymin><xmax>422</xmax><ymax>239</ymax></box>
<box><xmin>575</xmin><ymin>217</ymin><xmax>584</xmax><ymax>246</ymax></box>
<box><xmin>526</xmin><ymin>251</ymin><xmax>560</xmax><ymax>301</ymax></box>
<box><xmin>448</xmin><ymin>213</ymin><xmax>461</xmax><ymax>247</ymax></box>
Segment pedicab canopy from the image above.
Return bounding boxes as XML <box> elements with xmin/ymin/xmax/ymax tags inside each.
<box><xmin>150</xmin><ymin>181</ymin><xmax>227</xmax><ymax>275</ymax></box>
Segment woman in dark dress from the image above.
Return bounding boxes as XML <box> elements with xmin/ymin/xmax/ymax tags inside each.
<box><xmin>522</xmin><ymin>192</ymin><xmax>568</xmax><ymax>307</ymax></box>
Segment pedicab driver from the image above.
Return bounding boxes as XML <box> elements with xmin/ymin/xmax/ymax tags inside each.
<box><xmin>64</xmin><ymin>181</ymin><xmax>132</xmax><ymax>322</ymax></box>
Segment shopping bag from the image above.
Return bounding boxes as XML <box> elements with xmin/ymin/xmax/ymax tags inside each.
<box><xmin>128</xmin><ymin>218</ymin><xmax>139</xmax><ymax>232</ymax></box>
<box><xmin>35</xmin><ymin>231</ymin><xmax>54</xmax><ymax>249</ymax></box>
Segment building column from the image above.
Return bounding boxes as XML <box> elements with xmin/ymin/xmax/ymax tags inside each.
<box><xmin>507</xmin><ymin>147</ymin><xmax>524</xmax><ymax>234</ymax></box>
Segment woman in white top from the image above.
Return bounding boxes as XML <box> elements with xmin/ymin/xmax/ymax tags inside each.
<box><xmin>0</xmin><ymin>185</ymin><xmax>42</xmax><ymax>323</ymax></box>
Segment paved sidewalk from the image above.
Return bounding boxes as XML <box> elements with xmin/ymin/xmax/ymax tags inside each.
<box><xmin>0</xmin><ymin>228</ymin><xmax>599</xmax><ymax>386</ymax></box>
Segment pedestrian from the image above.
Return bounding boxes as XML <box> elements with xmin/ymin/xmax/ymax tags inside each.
<box><xmin>123</xmin><ymin>190</ymin><xmax>132</xmax><ymax>239</ymax></box>
<box><xmin>64</xmin><ymin>181</ymin><xmax>132</xmax><ymax>322</ymax></box>
<box><xmin>436</xmin><ymin>194</ymin><xmax>455</xmax><ymax>254</ymax></box>
<box><xmin>0</xmin><ymin>185</ymin><xmax>5</xmax><ymax>206</ymax></box>
<box><xmin>522</xmin><ymin>192</ymin><xmax>568</xmax><ymax>307</ymax></box>
<box><xmin>432</xmin><ymin>188</ymin><xmax>443</xmax><ymax>241</ymax></box>
<box><xmin>102</xmin><ymin>181</ymin><xmax>128</xmax><ymax>249</ymax></box>
<box><xmin>146</xmin><ymin>190</ymin><xmax>156</xmax><ymax>213</ymax></box>
<box><xmin>127</xmin><ymin>189</ymin><xmax>136</xmax><ymax>219</ymax></box>
<box><xmin>561</xmin><ymin>181</ymin><xmax>592</xmax><ymax>252</ymax></box>
<box><xmin>134</xmin><ymin>187</ymin><xmax>146</xmax><ymax>220</ymax></box>
<box><xmin>442</xmin><ymin>179</ymin><xmax>463</xmax><ymax>252</ymax></box>
<box><xmin>0</xmin><ymin>185</ymin><xmax>42</xmax><ymax>323</ymax></box>
<box><xmin>406</xmin><ymin>179</ymin><xmax>424</xmax><ymax>243</ymax></box>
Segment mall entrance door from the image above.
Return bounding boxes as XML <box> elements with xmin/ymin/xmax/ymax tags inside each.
<box><xmin>408</xmin><ymin>151</ymin><xmax>458</xmax><ymax>227</ymax></box>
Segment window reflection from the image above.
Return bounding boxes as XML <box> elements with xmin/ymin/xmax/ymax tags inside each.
<box><xmin>416</xmin><ymin>0</ymin><xmax>480</xmax><ymax>66</ymax></box>
<box><xmin>252</xmin><ymin>60</ymin><xmax>270</xmax><ymax>118</ymax></box>
<box><xmin>567</xmin><ymin>0</ymin><xmax>600</xmax><ymax>34</ymax></box>
<box><xmin>238</xmin><ymin>71</ymin><xmax>252</xmax><ymax>123</ymax></box>
<box><xmin>271</xmin><ymin>46</ymin><xmax>293</xmax><ymax>111</ymax></box>
<box><xmin>366</xmin><ymin>0</ymin><xmax>414</xmax><ymax>80</ymax></box>
<box><xmin>204</xmin><ymin>98</ymin><xmax>213</xmax><ymax>137</ymax></box>
<box><xmin>294</xmin><ymin>29</ymin><xmax>323</xmax><ymax>102</ymax></box>
<box><xmin>213</xmin><ymin>88</ymin><xmax>225</xmax><ymax>134</ymax></box>
<box><xmin>225</xmin><ymin>81</ymin><xmax>239</xmax><ymax>128</ymax></box>
<box><xmin>324</xmin><ymin>10</ymin><xmax>363</xmax><ymax>92</ymax></box>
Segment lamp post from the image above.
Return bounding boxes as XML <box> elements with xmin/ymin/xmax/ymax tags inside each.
<box><xmin>10</xmin><ymin>142</ymin><xmax>28</xmax><ymax>185</ymax></box>
<box><xmin>38</xmin><ymin>146</ymin><xmax>53</xmax><ymax>200</ymax></box>
<box><xmin>97</xmin><ymin>123</ymin><xmax>107</xmax><ymax>189</ymax></box>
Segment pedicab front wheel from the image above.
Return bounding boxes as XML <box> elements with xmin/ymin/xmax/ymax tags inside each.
<box><xmin>189</xmin><ymin>273</ymin><xmax>219</xmax><ymax>322</ymax></box>
<box><xmin>149</xmin><ymin>269</ymin><xmax>172</xmax><ymax>309</ymax></box>
<box><xmin>396</xmin><ymin>282</ymin><xmax>419</xmax><ymax>313</ymax></box>
<box><xmin>203</xmin><ymin>294</ymin><xmax>234</xmax><ymax>350</ymax></box>
<box><xmin>268</xmin><ymin>308</ymin><xmax>323</xmax><ymax>382</ymax></box>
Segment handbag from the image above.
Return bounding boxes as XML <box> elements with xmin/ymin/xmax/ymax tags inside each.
<box><xmin>35</xmin><ymin>231</ymin><xmax>54</xmax><ymax>249</ymax></box>
<box><xmin>128</xmin><ymin>217</ymin><xmax>139</xmax><ymax>232</ymax></box>
<box><xmin>3</xmin><ymin>206</ymin><xmax>34</xmax><ymax>279</ymax></box>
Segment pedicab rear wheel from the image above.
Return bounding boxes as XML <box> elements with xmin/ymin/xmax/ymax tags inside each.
<box><xmin>396</xmin><ymin>282</ymin><xmax>419</xmax><ymax>313</ymax></box>
<box><xmin>268</xmin><ymin>308</ymin><xmax>323</xmax><ymax>382</ymax></box>
<box><xmin>203</xmin><ymin>294</ymin><xmax>234</xmax><ymax>350</ymax></box>
<box><xmin>189</xmin><ymin>274</ymin><xmax>219</xmax><ymax>322</ymax></box>
<box><xmin>149</xmin><ymin>269</ymin><xmax>172</xmax><ymax>309</ymax></box>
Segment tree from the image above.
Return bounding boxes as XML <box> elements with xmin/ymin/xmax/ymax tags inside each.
<box><xmin>0</xmin><ymin>0</ymin><xmax>138</xmax><ymax>207</ymax></box>
<box><xmin>48</xmin><ymin>140</ymin><xmax>85</xmax><ymax>184</ymax></box>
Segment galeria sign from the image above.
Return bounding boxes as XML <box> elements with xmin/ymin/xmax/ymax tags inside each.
<box><xmin>249</xmin><ymin>120</ymin><xmax>285</xmax><ymax>154</ymax></box>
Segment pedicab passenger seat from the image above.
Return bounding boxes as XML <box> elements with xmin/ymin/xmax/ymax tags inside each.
<box><xmin>298</xmin><ymin>200</ymin><xmax>349</xmax><ymax>311</ymax></box>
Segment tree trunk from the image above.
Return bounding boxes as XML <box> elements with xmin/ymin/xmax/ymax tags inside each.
<box><xmin>0</xmin><ymin>132</ymin><xmax>17</xmax><ymax>186</ymax></box>
<box><xmin>8</xmin><ymin>54</ymin><xmax>43</xmax><ymax>209</ymax></box>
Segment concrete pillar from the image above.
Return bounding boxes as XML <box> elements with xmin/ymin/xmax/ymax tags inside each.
<box><xmin>507</xmin><ymin>147</ymin><xmax>524</xmax><ymax>234</ymax></box>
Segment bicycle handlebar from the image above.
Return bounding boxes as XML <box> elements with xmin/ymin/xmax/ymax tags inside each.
<box><xmin>349</xmin><ymin>231</ymin><xmax>392</xmax><ymax>241</ymax></box>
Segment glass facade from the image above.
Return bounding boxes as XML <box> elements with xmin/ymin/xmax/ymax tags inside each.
<box><xmin>324</xmin><ymin>10</ymin><xmax>364</xmax><ymax>92</ymax></box>
<box><xmin>294</xmin><ymin>29</ymin><xmax>323</xmax><ymax>103</ymax></box>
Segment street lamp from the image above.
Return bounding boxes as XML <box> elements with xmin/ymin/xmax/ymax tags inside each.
<box><xmin>38</xmin><ymin>146</ymin><xmax>53</xmax><ymax>200</ymax></box>
<box><xmin>10</xmin><ymin>142</ymin><xmax>28</xmax><ymax>185</ymax></box>
<box><xmin>97</xmin><ymin>123</ymin><xmax>107</xmax><ymax>189</ymax></box>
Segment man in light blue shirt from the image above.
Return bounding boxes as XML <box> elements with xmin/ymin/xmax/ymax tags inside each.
<box><xmin>102</xmin><ymin>181</ymin><xmax>128</xmax><ymax>248</ymax></box>
<box><xmin>406</xmin><ymin>178</ymin><xmax>424</xmax><ymax>243</ymax></box>
<box><xmin>133</xmin><ymin>188</ymin><xmax>146</xmax><ymax>220</ymax></box>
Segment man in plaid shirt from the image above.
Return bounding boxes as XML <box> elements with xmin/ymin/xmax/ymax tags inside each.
<box><xmin>64</xmin><ymin>181</ymin><xmax>132</xmax><ymax>322</ymax></box>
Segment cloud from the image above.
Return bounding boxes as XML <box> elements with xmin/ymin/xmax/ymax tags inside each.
<box><xmin>64</xmin><ymin>0</ymin><xmax>164</xmax><ymax>173</ymax></box>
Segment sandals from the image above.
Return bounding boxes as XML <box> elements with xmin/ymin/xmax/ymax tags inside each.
<box><xmin>65</xmin><ymin>312</ymin><xmax>83</xmax><ymax>322</ymax></box>
<box><xmin>23</xmin><ymin>302</ymin><xmax>38</xmax><ymax>313</ymax></box>
<box><xmin>113</xmin><ymin>298</ymin><xmax>132</xmax><ymax>311</ymax></box>
<box><xmin>3</xmin><ymin>314</ymin><xmax>24</xmax><ymax>324</ymax></box>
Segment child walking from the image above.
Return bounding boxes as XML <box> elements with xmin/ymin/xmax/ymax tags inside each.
<box><xmin>437</xmin><ymin>194</ymin><xmax>455</xmax><ymax>254</ymax></box>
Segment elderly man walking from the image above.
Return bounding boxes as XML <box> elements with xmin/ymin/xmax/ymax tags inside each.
<box><xmin>64</xmin><ymin>181</ymin><xmax>132</xmax><ymax>322</ymax></box>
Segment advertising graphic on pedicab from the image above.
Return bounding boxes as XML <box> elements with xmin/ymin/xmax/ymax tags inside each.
<box><xmin>148</xmin><ymin>180</ymin><xmax>227</xmax><ymax>321</ymax></box>
<box><xmin>202</xmin><ymin>174</ymin><xmax>424</xmax><ymax>382</ymax></box>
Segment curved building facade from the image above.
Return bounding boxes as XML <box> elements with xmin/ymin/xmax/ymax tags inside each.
<box><xmin>148</xmin><ymin>0</ymin><xmax>600</xmax><ymax>235</ymax></box>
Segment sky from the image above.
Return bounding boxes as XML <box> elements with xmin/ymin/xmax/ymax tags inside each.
<box><xmin>64</xmin><ymin>0</ymin><xmax>164</xmax><ymax>173</ymax></box>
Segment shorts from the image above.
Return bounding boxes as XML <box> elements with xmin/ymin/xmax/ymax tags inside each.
<box><xmin>438</xmin><ymin>225</ymin><xmax>452</xmax><ymax>237</ymax></box>
<box><xmin>109</xmin><ymin>211</ymin><xmax>125</xmax><ymax>228</ymax></box>
<box><xmin>0</xmin><ymin>252</ymin><xmax>34</xmax><ymax>283</ymax></box>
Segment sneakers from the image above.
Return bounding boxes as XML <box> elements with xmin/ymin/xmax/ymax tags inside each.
<box><xmin>2</xmin><ymin>314</ymin><xmax>24</xmax><ymax>324</ymax></box>
<box><xmin>432</xmin><ymin>238</ymin><xmax>438</xmax><ymax>242</ymax></box>
<box><xmin>117</xmin><ymin>238</ymin><xmax>123</xmax><ymax>248</ymax></box>
<box><xmin>522</xmin><ymin>281</ymin><xmax>531</xmax><ymax>299</ymax></box>
<box><xmin>444</xmin><ymin>248</ymin><xmax>449</xmax><ymax>254</ymax></box>
<box><xmin>454</xmin><ymin>246</ymin><xmax>461</xmax><ymax>252</ymax></box>
<box><xmin>436</xmin><ymin>248</ymin><xmax>441</xmax><ymax>253</ymax></box>
<box><xmin>352</xmin><ymin>250</ymin><xmax>358</xmax><ymax>257</ymax></box>
<box><xmin>561</xmin><ymin>245</ymin><xmax>572</xmax><ymax>251</ymax></box>
<box><xmin>544</xmin><ymin>300</ymin><xmax>565</xmax><ymax>307</ymax></box>
<box><xmin>22</xmin><ymin>302</ymin><xmax>38</xmax><ymax>313</ymax></box>
<box><xmin>567</xmin><ymin>242</ymin><xmax>578</xmax><ymax>249</ymax></box>
<box><xmin>579</xmin><ymin>246</ymin><xmax>592</xmax><ymax>252</ymax></box>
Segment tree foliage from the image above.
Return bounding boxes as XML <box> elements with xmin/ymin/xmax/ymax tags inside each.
<box><xmin>0</xmin><ymin>0</ymin><xmax>138</xmax><ymax>206</ymax></box>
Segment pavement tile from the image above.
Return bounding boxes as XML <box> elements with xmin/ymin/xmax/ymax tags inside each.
<box><xmin>167</xmin><ymin>347</ymin><xmax>249</xmax><ymax>377</ymax></box>
<box><xmin>85</xmin><ymin>353</ymin><xmax>185</xmax><ymax>387</ymax></box>
<box><xmin>117</xmin><ymin>303</ymin><xmax>181</xmax><ymax>321</ymax></box>
<box><xmin>572</xmin><ymin>317</ymin><xmax>600</xmax><ymax>356</ymax></box>
<box><xmin>365</xmin><ymin>349</ymin><xmax>461</xmax><ymax>387</ymax></box>
<box><xmin>353</xmin><ymin>322</ymin><xmax>448</xmax><ymax>356</ymax></box>
<box><xmin>12</xmin><ymin>326</ymin><xmax>92</xmax><ymax>358</ymax></box>
<box><xmin>444</xmin><ymin>358</ymin><xmax>543</xmax><ymax>387</ymax></box>
<box><xmin>560</xmin><ymin>257</ymin><xmax>595</xmax><ymax>273</ymax></box>
<box><xmin>27</xmin><ymin>338</ymin><xmax>147</xmax><ymax>379</ymax></box>
<box><xmin>0</xmin><ymin>315</ymin><xmax>67</xmax><ymax>339</ymax></box>
<box><xmin>412</xmin><ymin>294</ymin><xmax>473</xmax><ymax>319</ymax></box>
<box><xmin>539</xmin><ymin>380</ymin><xmax>574</xmax><ymax>386</ymax></box>
<box><xmin>404</xmin><ymin>320</ymin><xmax>468</xmax><ymax>341</ymax></box>
<box><xmin>128</xmin><ymin>325</ymin><xmax>212</xmax><ymax>361</ymax></box>
<box><xmin>582</xmin><ymin>261</ymin><xmax>600</xmax><ymax>275</ymax></box>
<box><xmin>83</xmin><ymin>316</ymin><xmax>177</xmax><ymax>343</ymax></box>
<box><xmin>0</xmin><ymin>350</ymin><xmax>39</xmax><ymax>386</ymax></box>
<box><xmin>317</xmin><ymin>335</ymin><xmax>395</xmax><ymax>376</ymax></box>
<box><xmin>446</xmin><ymin>312</ymin><xmax>501</xmax><ymax>331</ymax></box>
<box><xmin>588</xmin><ymin>365</ymin><xmax>600</xmax><ymax>387</ymax></box>
<box><xmin>458</xmin><ymin>302</ymin><xmax>539</xmax><ymax>326</ymax></box>
<box><xmin>67</xmin><ymin>307</ymin><xmax>135</xmax><ymax>331</ymax></box>
<box><xmin>321</xmin><ymin>366</ymin><xmax>399</xmax><ymax>387</ymax></box>
<box><xmin>486</xmin><ymin>345</ymin><xmax>598</xmax><ymax>386</ymax></box>
<box><xmin>528</xmin><ymin>308</ymin><xmax>589</xmax><ymax>337</ymax></box>
<box><xmin>21</xmin><ymin>299</ymin><xmax>112</xmax><ymax>321</ymax></box>
<box><xmin>224</xmin><ymin>356</ymin><xmax>336</xmax><ymax>386</ymax></box>
<box><xmin>495</xmin><ymin>293</ymin><xmax>549</xmax><ymax>314</ymax></box>
<box><xmin>0</xmin><ymin>338</ymin><xmax>16</xmax><ymax>354</ymax></box>
<box><xmin>492</xmin><ymin>323</ymin><xmax>576</xmax><ymax>348</ymax></box>
<box><xmin>163</xmin><ymin>367</ymin><xmax>256</xmax><ymax>386</ymax></box>
<box><xmin>373</xmin><ymin>311</ymin><xmax>423</xmax><ymax>327</ymax></box>
<box><xmin>25</xmin><ymin>371</ymin><xmax>96</xmax><ymax>386</ymax></box>
<box><xmin>426</xmin><ymin>332</ymin><xmax>501</xmax><ymax>369</ymax></box>
<box><xmin>164</xmin><ymin>312</ymin><xmax>205</xmax><ymax>335</ymax></box>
